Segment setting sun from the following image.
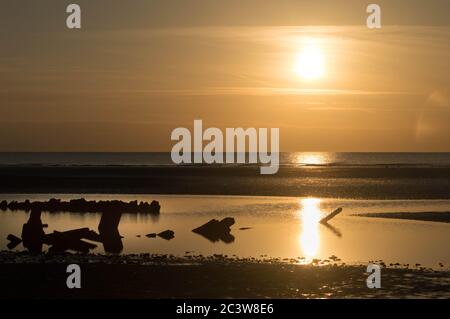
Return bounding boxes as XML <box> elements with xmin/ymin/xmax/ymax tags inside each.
<box><xmin>294</xmin><ymin>42</ymin><xmax>325</xmax><ymax>80</ymax></box>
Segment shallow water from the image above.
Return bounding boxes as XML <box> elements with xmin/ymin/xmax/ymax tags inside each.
<box><xmin>1</xmin><ymin>194</ymin><xmax>449</xmax><ymax>269</ymax></box>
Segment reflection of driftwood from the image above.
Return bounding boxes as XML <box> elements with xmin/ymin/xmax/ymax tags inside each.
<box><xmin>192</xmin><ymin>217</ymin><xmax>235</xmax><ymax>243</ymax></box>
<box><xmin>320</xmin><ymin>208</ymin><xmax>343</xmax><ymax>224</ymax></box>
<box><xmin>0</xmin><ymin>198</ymin><xmax>160</xmax><ymax>215</ymax></box>
<box><xmin>321</xmin><ymin>222</ymin><xmax>343</xmax><ymax>238</ymax></box>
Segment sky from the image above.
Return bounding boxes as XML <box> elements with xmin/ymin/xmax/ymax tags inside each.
<box><xmin>0</xmin><ymin>0</ymin><xmax>449</xmax><ymax>151</ymax></box>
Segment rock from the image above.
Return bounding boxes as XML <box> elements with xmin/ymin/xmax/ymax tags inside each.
<box><xmin>239</xmin><ymin>227</ymin><xmax>252</xmax><ymax>230</ymax></box>
<box><xmin>146</xmin><ymin>233</ymin><xmax>157</xmax><ymax>238</ymax></box>
<box><xmin>150</xmin><ymin>200</ymin><xmax>161</xmax><ymax>214</ymax></box>
<box><xmin>192</xmin><ymin>217</ymin><xmax>235</xmax><ymax>243</ymax></box>
<box><xmin>157</xmin><ymin>230</ymin><xmax>175</xmax><ymax>240</ymax></box>
<box><xmin>0</xmin><ymin>200</ymin><xmax>7</xmax><ymax>210</ymax></box>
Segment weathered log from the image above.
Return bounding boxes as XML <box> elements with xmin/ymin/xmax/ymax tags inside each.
<box><xmin>320</xmin><ymin>208</ymin><xmax>343</xmax><ymax>224</ymax></box>
<box><xmin>6</xmin><ymin>234</ymin><xmax>22</xmax><ymax>249</ymax></box>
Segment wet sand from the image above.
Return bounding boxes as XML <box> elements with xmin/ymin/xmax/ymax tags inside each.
<box><xmin>357</xmin><ymin>212</ymin><xmax>450</xmax><ymax>223</ymax></box>
<box><xmin>1</xmin><ymin>165</ymin><xmax>450</xmax><ymax>199</ymax></box>
<box><xmin>0</xmin><ymin>251</ymin><xmax>448</xmax><ymax>299</ymax></box>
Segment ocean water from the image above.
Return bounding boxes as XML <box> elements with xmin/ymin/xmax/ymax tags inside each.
<box><xmin>1</xmin><ymin>194</ymin><xmax>449</xmax><ymax>269</ymax></box>
<box><xmin>0</xmin><ymin>152</ymin><xmax>450</xmax><ymax>167</ymax></box>
<box><xmin>1</xmin><ymin>153</ymin><xmax>449</xmax><ymax>265</ymax></box>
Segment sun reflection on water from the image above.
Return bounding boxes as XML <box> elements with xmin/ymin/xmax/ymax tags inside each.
<box><xmin>294</xmin><ymin>152</ymin><xmax>328</xmax><ymax>166</ymax></box>
<box><xmin>299</xmin><ymin>198</ymin><xmax>321</xmax><ymax>262</ymax></box>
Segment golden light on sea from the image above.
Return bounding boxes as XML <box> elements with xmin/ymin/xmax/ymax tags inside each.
<box><xmin>299</xmin><ymin>198</ymin><xmax>321</xmax><ymax>260</ymax></box>
<box><xmin>295</xmin><ymin>152</ymin><xmax>328</xmax><ymax>165</ymax></box>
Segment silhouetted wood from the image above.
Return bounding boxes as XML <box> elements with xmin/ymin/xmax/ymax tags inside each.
<box><xmin>320</xmin><ymin>208</ymin><xmax>343</xmax><ymax>224</ymax></box>
<box><xmin>21</xmin><ymin>209</ymin><xmax>45</xmax><ymax>253</ymax></box>
<box><xmin>10</xmin><ymin>208</ymin><xmax>128</xmax><ymax>254</ymax></box>
<box><xmin>98</xmin><ymin>211</ymin><xmax>123</xmax><ymax>253</ymax></box>
<box><xmin>6</xmin><ymin>234</ymin><xmax>22</xmax><ymax>249</ymax></box>
<box><xmin>44</xmin><ymin>228</ymin><xmax>92</xmax><ymax>244</ymax></box>
<box><xmin>48</xmin><ymin>231</ymin><xmax>97</xmax><ymax>253</ymax></box>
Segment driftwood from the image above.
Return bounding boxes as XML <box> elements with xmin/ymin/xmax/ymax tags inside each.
<box><xmin>319</xmin><ymin>208</ymin><xmax>343</xmax><ymax>224</ymax></box>
<box><xmin>318</xmin><ymin>208</ymin><xmax>343</xmax><ymax>238</ymax></box>
<box><xmin>48</xmin><ymin>231</ymin><xmax>98</xmax><ymax>253</ymax></box>
<box><xmin>6</xmin><ymin>234</ymin><xmax>22</xmax><ymax>249</ymax></box>
<box><xmin>10</xmin><ymin>209</ymin><xmax>124</xmax><ymax>254</ymax></box>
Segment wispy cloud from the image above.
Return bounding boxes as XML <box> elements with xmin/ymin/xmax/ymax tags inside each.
<box><xmin>118</xmin><ymin>87</ymin><xmax>420</xmax><ymax>97</ymax></box>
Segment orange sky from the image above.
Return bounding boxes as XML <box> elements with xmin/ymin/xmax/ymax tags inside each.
<box><xmin>0</xmin><ymin>1</ymin><xmax>449</xmax><ymax>151</ymax></box>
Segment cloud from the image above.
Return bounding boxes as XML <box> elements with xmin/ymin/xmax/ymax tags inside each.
<box><xmin>117</xmin><ymin>87</ymin><xmax>419</xmax><ymax>97</ymax></box>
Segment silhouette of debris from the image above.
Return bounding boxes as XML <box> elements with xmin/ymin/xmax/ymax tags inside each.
<box><xmin>157</xmin><ymin>230</ymin><xmax>175</xmax><ymax>240</ymax></box>
<box><xmin>320</xmin><ymin>208</ymin><xmax>343</xmax><ymax>224</ymax></box>
<box><xmin>192</xmin><ymin>217</ymin><xmax>235</xmax><ymax>243</ymax></box>
<box><xmin>6</xmin><ymin>234</ymin><xmax>22</xmax><ymax>250</ymax></box>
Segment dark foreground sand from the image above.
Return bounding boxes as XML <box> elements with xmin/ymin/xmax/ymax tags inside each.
<box><xmin>357</xmin><ymin>212</ymin><xmax>450</xmax><ymax>223</ymax></box>
<box><xmin>0</xmin><ymin>251</ymin><xmax>448</xmax><ymax>299</ymax></box>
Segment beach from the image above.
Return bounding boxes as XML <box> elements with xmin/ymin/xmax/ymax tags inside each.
<box><xmin>1</xmin><ymin>251</ymin><xmax>449</xmax><ymax>299</ymax></box>
<box><xmin>1</xmin><ymin>153</ymin><xmax>449</xmax><ymax>299</ymax></box>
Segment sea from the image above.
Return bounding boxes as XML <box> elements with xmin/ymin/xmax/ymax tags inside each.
<box><xmin>0</xmin><ymin>152</ymin><xmax>449</xmax><ymax>167</ymax></box>
<box><xmin>0</xmin><ymin>152</ymin><xmax>449</xmax><ymax>267</ymax></box>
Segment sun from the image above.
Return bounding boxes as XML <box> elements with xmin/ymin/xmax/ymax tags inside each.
<box><xmin>294</xmin><ymin>42</ymin><xmax>325</xmax><ymax>80</ymax></box>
